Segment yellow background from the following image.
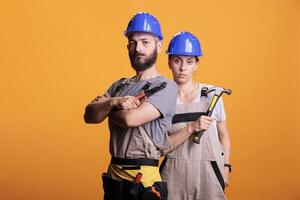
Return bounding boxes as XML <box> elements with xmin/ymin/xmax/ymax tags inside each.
<box><xmin>0</xmin><ymin>0</ymin><xmax>299</xmax><ymax>199</ymax></box>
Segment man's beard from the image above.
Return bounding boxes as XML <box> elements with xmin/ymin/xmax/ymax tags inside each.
<box><xmin>129</xmin><ymin>49</ymin><xmax>157</xmax><ymax>72</ymax></box>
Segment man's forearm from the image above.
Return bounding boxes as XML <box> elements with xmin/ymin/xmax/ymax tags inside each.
<box><xmin>84</xmin><ymin>97</ymin><xmax>114</xmax><ymax>124</ymax></box>
<box><xmin>109</xmin><ymin>101</ymin><xmax>161</xmax><ymax>128</ymax></box>
<box><xmin>109</xmin><ymin>110</ymin><xmax>132</xmax><ymax>128</ymax></box>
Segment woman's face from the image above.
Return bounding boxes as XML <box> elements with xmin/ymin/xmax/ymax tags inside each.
<box><xmin>169</xmin><ymin>56</ymin><xmax>198</xmax><ymax>84</ymax></box>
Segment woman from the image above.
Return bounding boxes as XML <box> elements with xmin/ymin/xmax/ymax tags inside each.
<box><xmin>160</xmin><ymin>32</ymin><xmax>231</xmax><ymax>200</ymax></box>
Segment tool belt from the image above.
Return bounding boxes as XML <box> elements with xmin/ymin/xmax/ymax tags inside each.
<box><xmin>111</xmin><ymin>157</ymin><xmax>159</xmax><ymax>167</ymax></box>
<box><xmin>102</xmin><ymin>173</ymin><xmax>167</xmax><ymax>200</ymax></box>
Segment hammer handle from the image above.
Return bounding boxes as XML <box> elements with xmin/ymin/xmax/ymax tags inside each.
<box><xmin>192</xmin><ymin>96</ymin><xmax>217</xmax><ymax>144</ymax></box>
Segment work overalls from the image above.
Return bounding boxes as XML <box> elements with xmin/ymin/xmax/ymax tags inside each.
<box><xmin>160</xmin><ymin>84</ymin><xmax>227</xmax><ymax>200</ymax></box>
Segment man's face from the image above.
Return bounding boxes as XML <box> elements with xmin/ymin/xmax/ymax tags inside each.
<box><xmin>127</xmin><ymin>32</ymin><xmax>162</xmax><ymax>72</ymax></box>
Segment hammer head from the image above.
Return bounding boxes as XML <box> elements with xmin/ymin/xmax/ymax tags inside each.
<box><xmin>204</xmin><ymin>86</ymin><xmax>232</xmax><ymax>96</ymax></box>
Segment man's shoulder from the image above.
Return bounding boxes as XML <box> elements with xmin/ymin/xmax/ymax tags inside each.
<box><xmin>114</xmin><ymin>77</ymin><xmax>130</xmax><ymax>84</ymax></box>
<box><xmin>105</xmin><ymin>77</ymin><xmax>130</xmax><ymax>96</ymax></box>
<box><xmin>153</xmin><ymin>76</ymin><xmax>177</xmax><ymax>89</ymax></box>
<box><xmin>109</xmin><ymin>77</ymin><xmax>131</xmax><ymax>88</ymax></box>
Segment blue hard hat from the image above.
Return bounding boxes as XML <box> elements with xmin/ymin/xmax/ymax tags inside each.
<box><xmin>124</xmin><ymin>12</ymin><xmax>163</xmax><ymax>40</ymax></box>
<box><xmin>166</xmin><ymin>32</ymin><xmax>202</xmax><ymax>56</ymax></box>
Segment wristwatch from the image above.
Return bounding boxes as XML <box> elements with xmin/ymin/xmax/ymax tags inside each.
<box><xmin>224</xmin><ymin>163</ymin><xmax>232</xmax><ymax>173</ymax></box>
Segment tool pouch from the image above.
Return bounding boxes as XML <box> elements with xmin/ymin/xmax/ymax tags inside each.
<box><xmin>102</xmin><ymin>173</ymin><xmax>123</xmax><ymax>200</ymax></box>
<box><xmin>142</xmin><ymin>182</ymin><xmax>168</xmax><ymax>200</ymax></box>
<box><xmin>102</xmin><ymin>173</ymin><xmax>142</xmax><ymax>200</ymax></box>
<box><xmin>102</xmin><ymin>173</ymin><xmax>167</xmax><ymax>200</ymax></box>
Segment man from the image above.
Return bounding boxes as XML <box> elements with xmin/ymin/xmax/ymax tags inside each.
<box><xmin>84</xmin><ymin>12</ymin><xmax>177</xmax><ymax>200</ymax></box>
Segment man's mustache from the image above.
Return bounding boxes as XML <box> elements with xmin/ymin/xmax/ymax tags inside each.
<box><xmin>133</xmin><ymin>53</ymin><xmax>146</xmax><ymax>57</ymax></box>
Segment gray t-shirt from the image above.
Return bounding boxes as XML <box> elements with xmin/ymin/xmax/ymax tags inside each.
<box><xmin>105</xmin><ymin>76</ymin><xmax>178</xmax><ymax>159</ymax></box>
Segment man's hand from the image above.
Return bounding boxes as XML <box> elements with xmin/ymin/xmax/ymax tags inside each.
<box><xmin>91</xmin><ymin>95</ymin><xmax>107</xmax><ymax>103</ymax></box>
<box><xmin>91</xmin><ymin>95</ymin><xmax>141</xmax><ymax>110</ymax></box>
<box><xmin>188</xmin><ymin>116</ymin><xmax>213</xmax><ymax>133</ymax></box>
<box><xmin>110</xmin><ymin>96</ymin><xmax>141</xmax><ymax>110</ymax></box>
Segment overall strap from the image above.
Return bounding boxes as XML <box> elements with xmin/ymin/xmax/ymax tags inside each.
<box><xmin>172</xmin><ymin>84</ymin><xmax>208</xmax><ymax>124</ymax></box>
<box><xmin>112</xmin><ymin>78</ymin><xmax>129</xmax><ymax>97</ymax></box>
<box><xmin>199</xmin><ymin>84</ymin><xmax>209</xmax><ymax>114</ymax></box>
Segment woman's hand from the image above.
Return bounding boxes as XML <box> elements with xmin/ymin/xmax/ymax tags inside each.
<box><xmin>223</xmin><ymin>167</ymin><xmax>230</xmax><ymax>187</ymax></box>
<box><xmin>189</xmin><ymin>115</ymin><xmax>213</xmax><ymax>132</ymax></box>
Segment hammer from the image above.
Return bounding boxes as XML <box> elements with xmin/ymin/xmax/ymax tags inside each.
<box><xmin>192</xmin><ymin>86</ymin><xmax>232</xmax><ymax>144</ymax></box>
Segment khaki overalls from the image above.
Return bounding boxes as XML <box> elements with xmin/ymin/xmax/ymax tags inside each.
<box><xmin>161</xmin><ymin>84</ymin><xmax>227</xmax><ymax>200</ymax></box>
